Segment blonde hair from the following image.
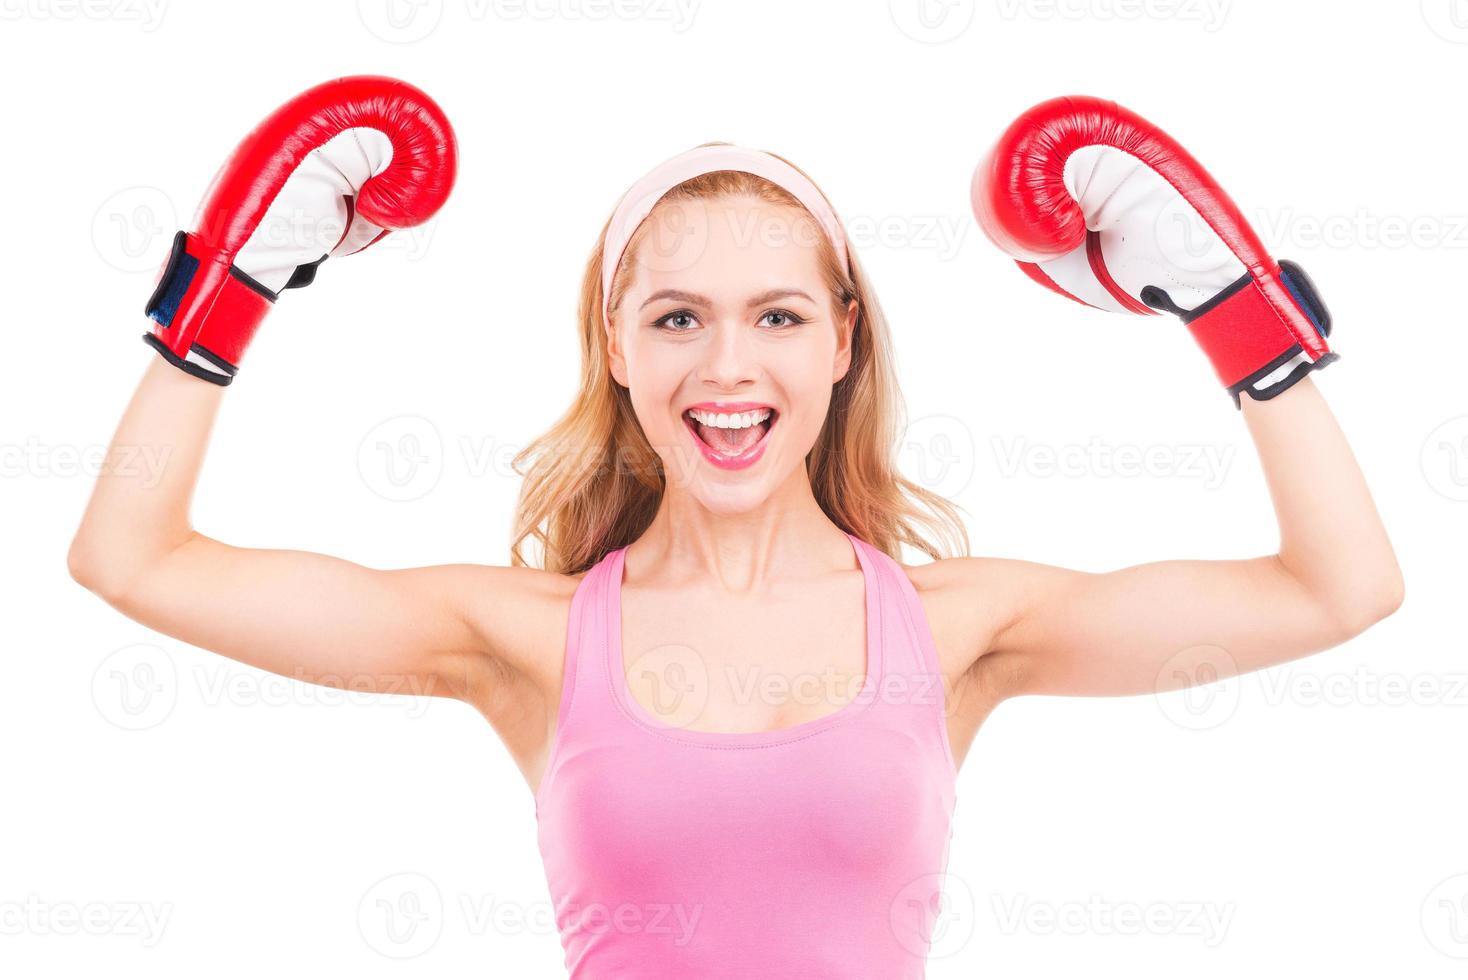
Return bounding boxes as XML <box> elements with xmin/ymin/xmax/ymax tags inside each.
<box><xmin>509</xmin><ymin>144</ymin><xmax>969</xmax><ymax>574</ymax></box>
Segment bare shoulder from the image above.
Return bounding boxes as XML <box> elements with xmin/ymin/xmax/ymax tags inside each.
<box><xmin>425</xmin><ymin>562</ymin><xmax>584</xmax><ymax>785</ymax></box>
<box><xmin>894</xmin><ymin>554</ymin><xmax>1051</xmax><ymax>755</ymax></box>
<box><xmin>449</xmin><ymin>562</ymin><xmax>583</xmax><ymax>702</ymax></box>
<box><xmin>897</xmin><ymin>554</ymin><xmax>1039</xmax><ymax>686</ymax></box>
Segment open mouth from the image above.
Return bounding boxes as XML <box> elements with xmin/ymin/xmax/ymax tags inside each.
<box><xmin>683</xmin><ymin>406</ymin><xmax>778</xmax><ymax>467</ymax></box>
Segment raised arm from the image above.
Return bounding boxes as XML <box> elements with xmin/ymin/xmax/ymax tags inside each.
<box><xmin>957</xmin><ymin>95</ymin><xmax>1401</xmax><ymax>702</ymax></box>
<box><xmin>68</xmin><ymin>360</ymin><xmax>507</xmax><ymax>701</ymax></box>
<box><xmin>66</xmin><ymin>77</ymin><xmax>534</xmax><ymax>707</ymax></box>
<box><xmin>966</xmin><ymin>377</ymin><xmax>1401</xmax><ymax>699</ymax></box>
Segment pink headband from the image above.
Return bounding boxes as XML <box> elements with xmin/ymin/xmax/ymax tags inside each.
<box><xmin>600</xmin><ymin>143</ymin><xmax>850</xmax><ymax>326</ymax></box>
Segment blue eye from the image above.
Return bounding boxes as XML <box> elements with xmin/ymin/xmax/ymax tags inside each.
<box><xmin>653</xmin><ymin>310</ymin><xmax>699</xmax><ymax>332</ymax></box>
<box><xmin>760</xmin><ymin>309</ymin><xmax>807</xmax><ymax>329</ymax></box>
<box><xmin>651</xmin><ymin>309</ymin><xmax>809</xmax><ymax>332</ymax></box>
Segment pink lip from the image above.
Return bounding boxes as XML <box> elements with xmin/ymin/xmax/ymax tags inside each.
<box><xmin>682</xmin><ymin>403</ymin><xmax>777</xmax><ymax>471</ymax></box>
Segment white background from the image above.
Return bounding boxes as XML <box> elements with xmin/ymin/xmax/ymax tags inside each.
<box><xmin>3</xmin><ymin>0</ymin><xmax>1465</xmax><ymax>976</ymax></box>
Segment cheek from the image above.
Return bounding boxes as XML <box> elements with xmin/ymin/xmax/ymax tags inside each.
<box><xmin>625</xmin><ymin>374</ymin><xmax>697</xmax><ymax>461</ymax></box>
<box><xmin>621</xmin><ymin>341</ymin><xmax>682</xmax><ymax>414</ymax></box>
<box><xmin>629</xmin><ymin>388</ymin><xmax>677</xmax><ymax>439</ymax></box>
<box><xmin>779</xmin><ymin>375</ymin><xmax>837</xmax><ymax>438</ymax></box>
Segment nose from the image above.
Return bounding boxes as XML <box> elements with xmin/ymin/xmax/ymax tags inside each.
<box><xmin>696</xmin><ymin>319</ymin><xmax>759</xmax><ymax>390</ymax></box>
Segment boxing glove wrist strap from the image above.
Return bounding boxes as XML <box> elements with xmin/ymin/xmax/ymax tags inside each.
<box><xmin>1145</xmin><ymin>259</ymin><xmax>1336</xmax><ymax>406</ymax></box>
<box><xmin>142</xmin><ymin>231</ymin><xmax>275</xmax><ymax>386</ymax></box>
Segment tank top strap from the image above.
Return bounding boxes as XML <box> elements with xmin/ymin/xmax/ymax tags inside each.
<box><xmin>549</xmin><ymin>546</ymin><xmax>627</xmax><ymax>739</ymax></box>
<box><xmin>848</xmin><ymin>536</ymin><xmax>950</xmax><ymax>732</ymax></box>
<box><xmin>846</xmin><ymin>536</ymin><xmax>920</xmax><ymax>676</ymax></box>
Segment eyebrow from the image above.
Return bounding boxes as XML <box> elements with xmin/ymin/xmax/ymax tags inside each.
<box><xmin>638</xmin><ymin>288</ymin><xmax>816</xmax><ymax>311</ymax></box>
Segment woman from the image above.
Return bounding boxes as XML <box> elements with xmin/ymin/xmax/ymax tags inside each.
<box><xmin>69</xmin><ymin>81</ymin><xmax>1403</xmax><ymax>978</ymax></box>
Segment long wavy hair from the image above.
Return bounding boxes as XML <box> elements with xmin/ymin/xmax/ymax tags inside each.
<box><xmin>509</xmin><ymin>143</ymin><xmax>969</xmax><ymax>574</ymax></box>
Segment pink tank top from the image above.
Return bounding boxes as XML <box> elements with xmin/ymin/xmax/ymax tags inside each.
<box><xmin>534</xmin><ymin>531</ymin><xmax>958</xmax><ymax>978</ymax></box>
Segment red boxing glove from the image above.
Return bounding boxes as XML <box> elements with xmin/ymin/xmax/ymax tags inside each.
<box><xmin>971</xmin><ymin>95</ymin><xmax>1336</xmax><ymax>407</ymax></box>
<box><xmin>143</xmin><ymin>75</ymin><xmax>457</xmax><ymax>384</ymax></box>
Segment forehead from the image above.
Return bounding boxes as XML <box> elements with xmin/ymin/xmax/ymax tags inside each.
<box><xmin>626</xmin><ymin>195</ymin><xmax>827</xmax><ymax>299</ymax></box>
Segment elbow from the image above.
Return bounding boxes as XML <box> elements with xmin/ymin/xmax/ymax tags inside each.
<box><xmin>67</xmin><ymin>534</ymin><xmax>136</xmax><ymax>606</ymax></box>
<box><xmin>1329</xmin><ymin>566</ymin><xmax>1405</xmax><ymax>640</ymax></box>
<box><xmin>1380</xmin><ymin>565</ymin><xmax>1406</xmax><ymax>619</ymax></box>
<box><xmin>68</xmin><ymin>533</ymin><xmax>96</xmax><ymax>589</ymax></box>
<box><xmin>69</xmin><ymin>527</ymin><xmax>199</xmax><ymax>607</ymax></box>
<box><xmin>67</xmin><ymin>535</ymin><xmax>113</xmax><ymax>600</ymax></box>
<box><xmin>1365</xmin><ymin>560</ymin><xmax>1406</xmax><ymax>627</ymax></box>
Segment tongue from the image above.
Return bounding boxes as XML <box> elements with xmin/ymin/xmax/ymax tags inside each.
<box><xmin>697</xmin><ymin>421</ymin><xmax>763</xmax><ymax>455</ymax></box>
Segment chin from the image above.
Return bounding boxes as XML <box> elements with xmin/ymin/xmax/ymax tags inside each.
<box><xmin>687</xmin><ymin>479</ymin><xmax>773</xmax><ymax>516</ymax></box>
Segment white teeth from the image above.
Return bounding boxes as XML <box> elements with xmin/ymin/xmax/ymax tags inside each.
<box><xmin>687</xmin><ymin>408</ymin><xmax>773</xmax><ymax>429</ymax></box>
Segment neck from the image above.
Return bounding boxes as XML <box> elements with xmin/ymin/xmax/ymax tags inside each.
<box><xmin>634</xmin><ymin>467</ymin><xmax>852</xmax><ymax>592</ymax></box>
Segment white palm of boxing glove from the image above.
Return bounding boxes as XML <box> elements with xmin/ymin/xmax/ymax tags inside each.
<box><xmin>144</xmin><ymin>75</ymin><xmax>458</xmax><ymax>384</ymax></box>
<box><xmin>972</xmin><ymin>95</ymin><xmax>1337</xmax><ymax>407</ymax></box>
<box><xmin>231</xmin><ymin>128</ymin><xmax>396</xmax><ymax>295</ymax></box>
